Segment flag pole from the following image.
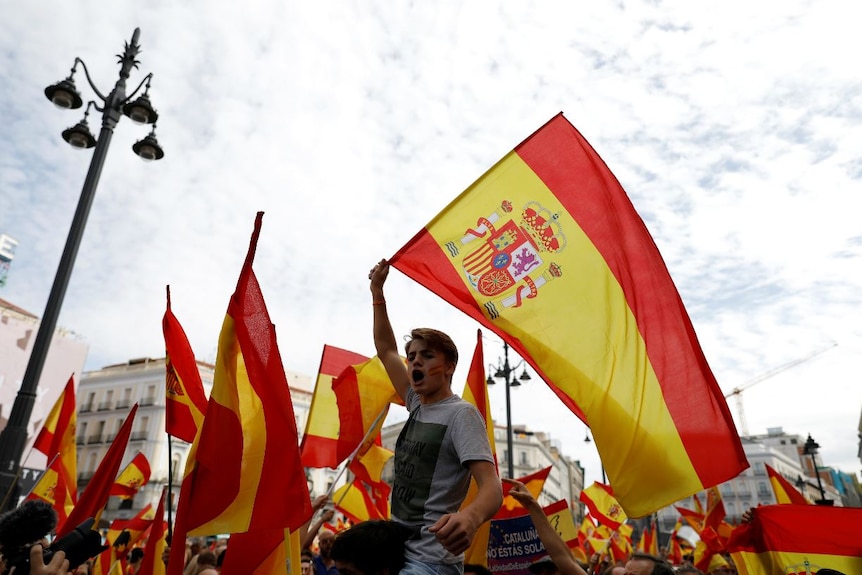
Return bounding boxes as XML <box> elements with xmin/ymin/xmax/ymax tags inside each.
<box><xmin>167</xmin><ymin>433</ymin><xmax>174</xmax><ymax>542</ymax></box>
<box><xmin>325</xmin><ymin>405</ymin><xmax>389</xmax><ymax>503</ymax></box>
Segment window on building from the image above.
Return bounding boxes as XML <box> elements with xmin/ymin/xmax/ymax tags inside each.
<box><xmin>721</xmin><ymin>483</ymin><xmax>733</xmax><ymax>496</ymax></box>
<box><xmin>87</xmin><ymin>452</ymin><xmax>98</xmax><ymax>474</ymax></box>
<box><xmin>754</xmin><ymin>462</ymin><xmax>766</xmax><ymax>476</ymax></box>
<box><xmin>502</xmin><ymin>450</ymin><xmax>508</xmax><ymax>464</ymax></box>
<box><xmin>757</xmin><ymin>481</ymin><xmax>770</xmax><ymax>496</ymax></box>
<box><xmin>118</xmin><ymin>498</ymin><xmax>133</xmax><ymax>510</ymax></box>
<box><xmin>520</xmin><ymin>451</ymin><xmax>528</xmax><ymax>465</ymax></box>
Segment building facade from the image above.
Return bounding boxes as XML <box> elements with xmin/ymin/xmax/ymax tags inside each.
<box><xmin>76</xmin><ymin>357</ymin><xmax>343</xmax><ymax>525</ymax></box>
<box><xmin>0</xmin><ymin>298</ymin><xmax>89</xmax><ymax>470</ymax></box>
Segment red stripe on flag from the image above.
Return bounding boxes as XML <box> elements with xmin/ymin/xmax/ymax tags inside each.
<box><xmin>514</xmin><ymin>114</ymin><xmax>744</xmax><ymax>484</ymax></box>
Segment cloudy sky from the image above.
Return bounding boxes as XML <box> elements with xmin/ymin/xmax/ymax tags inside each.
<box><xmin>2</xmin><ymin>0</ymin><xmax>860</xmax><ymax>487</ymax></box>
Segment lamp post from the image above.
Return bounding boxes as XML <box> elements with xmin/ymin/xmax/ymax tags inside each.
<box><xmin>486</xmin><ymin>341</ymin><xmax>531</xmax><ymax>478</ymax></box>
<box><xmin>0</xmin><ymin>28</ymin><xmax>164</xmax><ymax>509</ymax></box>
<box><xmin>802</xmin><ymin>434</ymin><xmax>832</xmax><ymax>506</ymax></box>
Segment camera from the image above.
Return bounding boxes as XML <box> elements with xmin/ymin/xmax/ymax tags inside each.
<box><xmin>0</xmin><ymin>501</ymin><xmax>106</xmax><ymax>574</ymax></box>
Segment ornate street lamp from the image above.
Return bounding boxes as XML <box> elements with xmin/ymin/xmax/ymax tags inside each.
<box><xmin>0</xmin><ymin>28</ymin><xmax>164</xmax><ymax>510</ymax></box>
<box><xmin>486</xmin><ymin>341</ymin><xmax>531</xmax><ymax>478</ymax></box>
<box><xmin>802</xmin><ymin>434</ymin><xmax>832</xmax><ymax>506</ymax></box>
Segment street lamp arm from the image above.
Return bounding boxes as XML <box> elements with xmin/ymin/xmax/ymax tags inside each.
<box><xmin>74</xmin><ymin>58</ymin><xmax>108</xmax><ymax>102</ymax></box>
<box><xmin>125</xmin><ymin>73</ymin><xmax>154</xmax><ymax>103</ymax></box>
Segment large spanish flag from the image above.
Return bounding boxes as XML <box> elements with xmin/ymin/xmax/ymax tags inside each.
<box><xmin>765</xmin><ymin>464</ymin><xmax>810</xmax><ymax>505</ymax></box>
<box><xmin>301</xmin><ymin>345</ymin><xmax>368</xmax><ymax>468</ymax></box>
<box><xmin>168</xmin><ymin>213</ymin><xmax>311</xmax><ymax>575</ymax></box>
<box><xmin>728</xmin><ymin>505</ymin><xmax>862</xmax><ymax>575</ymax></box>
<box><xmin>163</xmin><ymin>286</ymin><xmax>209</xmax><ymax>443</ymax></box>
<box><xmin>389</xmin><ymin>113</ymin><xmax>747</xmax><ymax>516</ymax></box>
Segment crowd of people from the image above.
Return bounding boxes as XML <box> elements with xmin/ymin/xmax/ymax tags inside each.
<box><xmin>0</xmin><ymin>259</ymin><xmax>848</xmax><ymax>575</ymax></box>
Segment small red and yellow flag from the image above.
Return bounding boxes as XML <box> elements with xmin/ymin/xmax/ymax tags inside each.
<box><xmin>110</xmin><ymin>451</ymin><xmax>151</xmax><ymax>500</ymax></box>
<box><xmin>765</xmin><ymin>464</ymin><xmax>810</xmax><ymax>505</ymax></box>
<box><xmin>579</xmin><ymin>482</ymin><xmax>627</xmax><ymax>530</ymax></box>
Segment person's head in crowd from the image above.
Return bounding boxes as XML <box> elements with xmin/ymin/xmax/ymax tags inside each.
<box><xmin>600</xmin><ymin>564</ymin><xmax>625</xmax><ymax>575</ymax></box>
<box><xmin>675</xmin><ymin>565</ymin><xmax>704</xmax><ymax>575</ymax></box>
<box><xmin>463</xmin><ymin>564</ymin><xmax>492</xmax><ymax>575</ymax></box>
<box><xmin>301</xmin><ymin>549</ymin><xmax>314</xmax><ymax>575</ymax></box>
<box><xmin>527</xmin><ymin>555</ymin><xmax>557</xmax><ymax>575</ymax></box>
<box><xmin>623</xmin><ymin>552</ymin><xmax>674</xmax><ymax>575</ymax></box>
<box><xmin>330</xmin><ymin>520</ymin><xmax>416</xmax><ymax>575</ymax></box>
<box><xmin>317</xmin><ymin>530</ymin><xmax>336</xmax><ymax>560</ymax></box>
<box><xmin>129</xmin><ymin>547</ymin><xmax>144</xmax><ymax>563</ymax></box>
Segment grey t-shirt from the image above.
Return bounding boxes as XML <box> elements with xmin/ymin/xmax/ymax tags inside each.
<box><xmin>391</xmin><ymin>388</ymin><xmax>495</xmax><ymax>564</ymax></box>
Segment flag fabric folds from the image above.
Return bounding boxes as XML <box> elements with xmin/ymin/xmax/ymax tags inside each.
<box><xmin>496</xmin><ymin>466</ymin><xmax>552</xmax><ymax>519</ymax></box>
<box><xmin>389</xmin><ymin>113</ymin><xmax>747</xmax><ymax>516</ymax></box>
<box><xmin>32</xmin><ymin>376</ymin><xmax>77</xmax><ymax>522</ymax></box>
<box><xmin>26</xmin><ymin>455</ymin><xmax>74</xmax><ymax>525</ymax></box>
<box><xmin>163</xmin><ymin>286</ymin><xmax>209</xmax><ymax>443</ymax></box>
<box><xmin>460</xmin><ymin>330</ymin><xmax>498</xmax><ymax>567</ymax></box>
<box><xmin>579</xmin><ymin>482</ymin><xmax>627</xmax><ymax>530</ymax></box>
<box><xmin>137</xmin><ymin>487</ymin><xmax>167</xmax><ymax>575</ymax></box>
<box><xmin>110</xmin><ymin>451</ymin><xmax>151</xmax><ymax>499</ymax></box>
<box><xmin>57</xmin><ymin>404</ymin><xmax>138</xmax><ymax>537</ymax></box>
<box><xmin>332</xmin><ymin>355</ymin><xmax>401</xmax><ymax>463</ymax></box>
<box><xmin>727</xmin><ymin>505</ymin><xmax>862</xmax><ymax>575</ymax></box>
<box><xmin>301</xmin><ymin>345</ymin><xmax>369</xmax><ymax>468</ymax></box>
<box><xmin>168</xmin><ymin>212</ymin><xmax>312</xmax><ymax>575</ymax></box>
<box><xmin>765</xmin><ymin>464</ymin><xmax>810</xmax><ymax>505</ymax></box>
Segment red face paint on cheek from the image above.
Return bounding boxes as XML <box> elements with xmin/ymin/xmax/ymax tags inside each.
<box><xmin>428</xmin><ymin>365</ymin><xmax>444</xmax><ymax>376</ymax></box>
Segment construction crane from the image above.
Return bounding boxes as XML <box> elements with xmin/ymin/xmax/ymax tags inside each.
<box><xmin>724</xmin><ymin>342</ymin><xmax>838</xmax><ymax>436</ymax></box>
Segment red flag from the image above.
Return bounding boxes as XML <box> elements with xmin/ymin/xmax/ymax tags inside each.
<box><xmin>33</xmin><ymin>376</ymin><xmax>77</xmax><ymax>520</ymax></box>
<box><xmin>137</xmin><ymin>487</ymin><xmax>167</xmax><ymax>575</ymax></box>
<box><xmin>728</xmin><ymin>505</ymin><xmax>862</xmax><ymax>574</ymax></box>
<box><xmin>579</xmin><ymin>482</ymin><xmax>627</xmax><ymax>530</ymax></box>
<box><xmin>57</xmin><ymin>404</ymin><xmax>138</xmax><ymax>537</ymax></box>
<box><xmin>389</xmin><ymin>113</ymin><xmax>747</xmax><ymax>516</ymax></box>
<box><xmin>765</xmin><ymin>464</ymin><xmax>810</xmax><ymax>505</ymax></box>
<box><xmin>300</xmin><ymin>345</ymin><xmax>368</xmax><ymax>468</ymax></box>
<box><xmin>163</xmin><ymin>286</ymin><xmax>208</xmax><ymax>443</ymax></box>
<box><xmin>168</xmin><ymin>213</ymin><xmax>311</xmax><ymax>575</ymax></box>
<box><xmin>110</xmin><ymin>452</ymin><xmax>151</xmax><ymax>499</ymax></box>
<box><xmin>703</xmin><ymin>486</ymin><xmax>726</xmax><ymax>531</ymax></box>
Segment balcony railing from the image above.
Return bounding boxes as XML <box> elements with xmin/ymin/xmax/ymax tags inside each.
<box><xmin>76</xmin><ymin>435</ymin><xmax>86</xmax><ymax>445</ymax></box>
<box><xmin>130</xmin><ymin>431</ymin><xmax>149</xmax><ymax>442</ymax></box>
<box><xmin>97</xmin><ymin>401</ymin><xmax>113</xmax><ymax>411</ymax></box>
<box><xmin>79</xmin><ymin>404</ymin><xmax>93</xmax><ymax>413</ymax></box>
<box><xmin>116</xmin><ymin>399</ymin><xmax>131</xmax><ymax>409</ymax></box>
<box><xmin>87</xmin><ymin>434</ymin><xmax>103</xmax><ymax>444</ymax></box>
<box><xmin>140</xmin><ymin>396</ymin><xmax>156</xmax><ymax>407</ymax></box>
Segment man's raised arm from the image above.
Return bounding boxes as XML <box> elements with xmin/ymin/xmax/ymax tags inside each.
<box><xmin>369</xmin><ymin>259</ymin><xmax>409</xmax><ymax>402</ymax></box>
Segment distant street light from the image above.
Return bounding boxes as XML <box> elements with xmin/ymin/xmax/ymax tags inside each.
<box><xmin>0</xmin><ymin>28</ymin><xmax>164</xmax><ymax>510</ymax></box>
<box><xmin>802</xmin><ymin>434</ymin><xmax>833</xmax><ymax>506</ymax></box>
<box><xmin>486</xmin><ymin>341</ymin><xmax>531</xmax><ymax>478</ymax></box>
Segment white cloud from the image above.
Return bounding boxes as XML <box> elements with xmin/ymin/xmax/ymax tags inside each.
<box><xmin>1</xmin><ymin>0</ymin><xmax>860</xmax><ymax>488</ymax></box>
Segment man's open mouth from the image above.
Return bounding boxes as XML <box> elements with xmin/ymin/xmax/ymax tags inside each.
<box><xmin>411</xmin><ymin>369</ymin><xmax>424</xmax><ymax>383</ymax></box>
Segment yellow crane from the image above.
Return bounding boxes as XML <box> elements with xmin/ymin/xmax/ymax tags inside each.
<box><xmin>724</xmin><ymin>342</ymin><xmax>838</xmax><ymax>436</ymax></box>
